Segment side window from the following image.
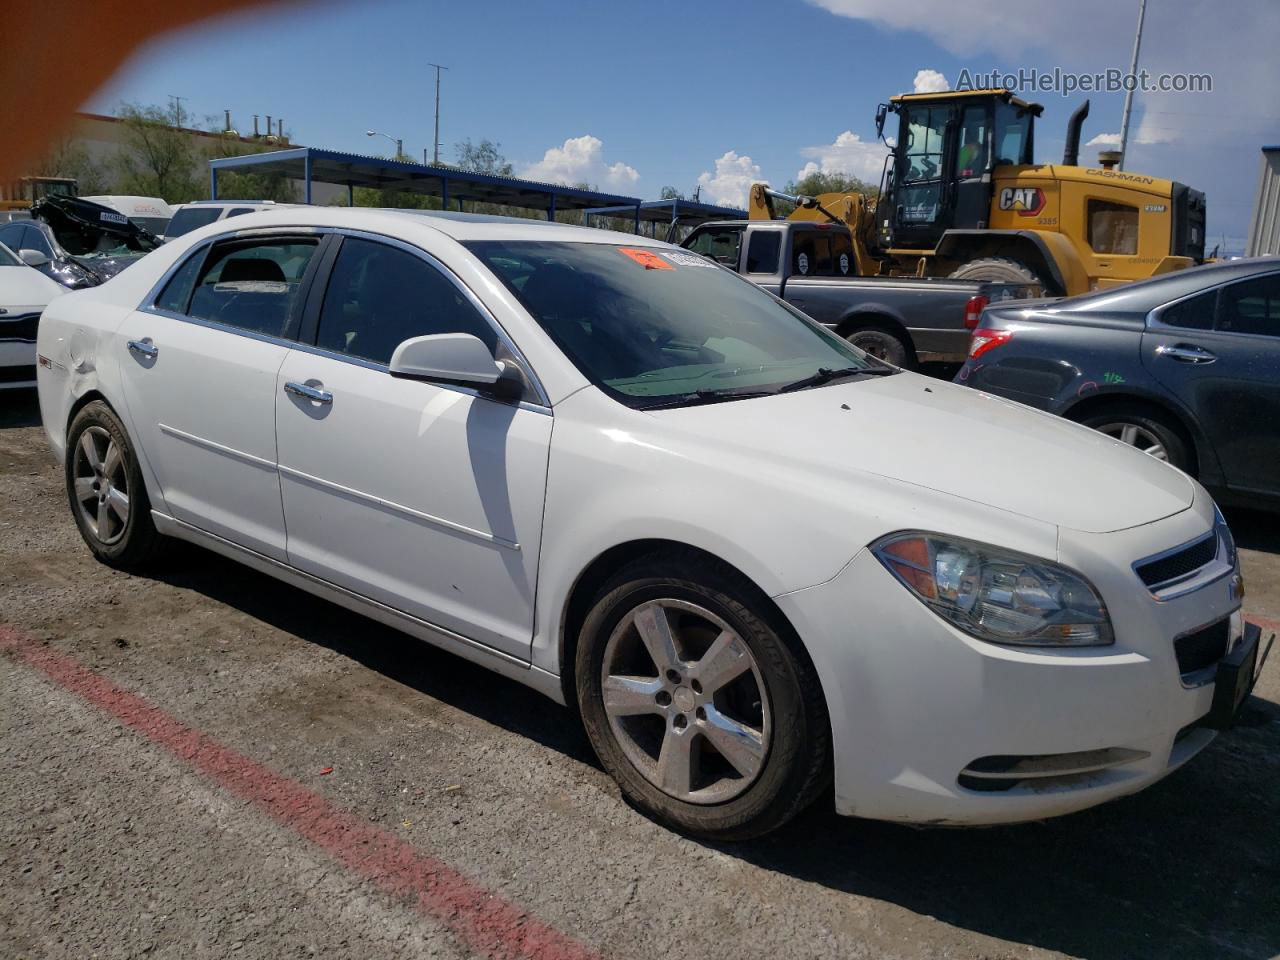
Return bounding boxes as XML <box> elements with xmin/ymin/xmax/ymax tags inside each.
<box><xmin>1087</xmin><ymin>200</ymin><xmax>1139</xmax><ymax>255</ymax></box>
<box><xmin>154</xmin><ymin>248</ymin><xmax>207</xmax><ymax>314</ymax></box>
<box><xmin>954</xmin><ymin>104</ymin><xmax>990</xmax><ymax>178</ymax></box>
<box><xmin>745</xmin><ymin>231</ymin><xmax>781</xmax><ymax>274</ymax></box>
<box><xmin>901</xmin><ymin>106</ymin><xmax>949</xmax><ymax>183</ymax></box>
<box><xmin>1217</xmin><ymin>274</ymin><xmax>1280</xmax><ymax>337</ymax></box>
<box><xmin>1158</xmin><ymin>289</ymin><xmax>1216</xmax><ymax>330</ymax></box>
<box><xmin>188</xmin><ymin>237</ymin><xmax>318</xmax><ymax>337</ymax></box>
<box><xmin>792</xmin><ymin>231</ymin><xmax>816</xmax><ymax>275</ymax></box>
<box><xmin>316</xmin><ymin>237</ymin><xmax>498</xmax><ymax>365</ymax></box>
<box><xmin>165</xmin><ymin>207</ymin><xmax>221</xmax><ymax>238</ymax></box>
<box><xmin>226</xmin><ymin>208</ymin><xmax>257</xmax><ymax>218</ymax></box>
<box><xmin>685</xmin><ymin>228</ymin><xmax>742</xmax><ymax>268</ymax></box>
<box><xmin>23</xmin><ymin>225</ymin><xmax>53</xmax><ymax>257</ymax></box>
<box><xmin>0</xmin><ymin>224</ymin><xmax>25</xmax><ymax>252</ymax></box>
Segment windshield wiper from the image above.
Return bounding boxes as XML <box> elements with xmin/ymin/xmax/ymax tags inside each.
<box><xmin>638</xmin><ymin>387</ymin><xmax>775</xmax><ymax>411</ymax></box>
<box><xmin>778</xmin><ymin>365</ymin><xmax>896</xmax><ymax>393</ymax></box>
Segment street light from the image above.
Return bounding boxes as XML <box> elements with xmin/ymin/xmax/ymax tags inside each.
<box><xmin>366</xmin><ymin>129</ymin><xmax>404</xmax><ymax>159</ymax></box>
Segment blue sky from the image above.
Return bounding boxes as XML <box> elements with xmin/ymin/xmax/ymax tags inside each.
<box><xmin>90</xmin><ymin>0</ymin><xmax>1278</xmax><ymax>252</ymax></box>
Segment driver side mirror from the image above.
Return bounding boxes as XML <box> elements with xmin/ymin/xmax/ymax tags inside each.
<box><xmin>389</xmin><ymin>333</ymin><xmax>523</xmax><ymax>402</ymax></box>
<box><xmin>18</xmin><ymin>248</ymin><xmax>50</xmax><ymax>267</ymax></box>
<box><xmin>875</xmin><ymin>104</ymin><xmax>888</xmax><ymax>139</ymax></box>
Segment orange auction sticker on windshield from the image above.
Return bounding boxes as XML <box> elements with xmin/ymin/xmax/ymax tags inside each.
<box><xmin>618</xmin><ymin>248</ymin><xmax>675</xmax><ymax>270</ymax></box>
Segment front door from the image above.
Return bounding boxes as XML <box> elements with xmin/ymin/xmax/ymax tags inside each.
<box><xmin>1142</xmin><ymin>271</ymin><xmax>1280</xmax><ymax>494</ymax></box>
<box><xmin>116</xmin><ymin>232</ymin><xmax>324</xmax><ymax>560</ymax></box>
<box><xmin>893</xmin><ymin>102</ymin><xmax>954</xmax><ymax>246</ymax></box>
<box><xmin>274</xmin><ymin>235</ymin><xmax>551</xmax><ymax>661</ymax></box>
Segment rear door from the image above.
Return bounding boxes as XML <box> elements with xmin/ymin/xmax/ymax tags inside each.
<box><xmin>1142</xmin><ymin>271</ymin><xmax>1280</xmax><ymax>493</ymax></box>
<box><xmin>116</xmin><ymin>231</ymin><xmax>327</xmax><ymax>559</ymax></box>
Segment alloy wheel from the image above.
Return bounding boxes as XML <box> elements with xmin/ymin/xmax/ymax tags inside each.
<box><xmin>72</xmin><ymin>426</ymin><xmax>130</xmax><ymax>545</ymax></box>
<box><xmin>600</xmin><ymin>598</ymin><xmax>771</xmax><ymax>804</ymax></box>
<box><xmin>1095</xmin><ymin>421</ymin><xmax>1169</xmax><ymax>461</ymax></box>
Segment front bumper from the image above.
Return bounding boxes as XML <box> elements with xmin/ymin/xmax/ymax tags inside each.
<box><xmin>776</xmin><ymin>492</ymin><xmax>1241</xmax><ymax>825</ymax></box>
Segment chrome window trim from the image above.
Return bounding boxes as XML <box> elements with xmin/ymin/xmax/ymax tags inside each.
<box><xmin>138</xmin><ymin>226</ymin><xmax>552</xmax><ymax>411</ymax></box>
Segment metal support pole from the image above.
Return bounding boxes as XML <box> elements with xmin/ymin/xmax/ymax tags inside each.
<box><xmin>1118</xmin><ymin>0</ymin><xmax>1147</xmax><ymax>171</ymax></box>
<box><xmin>634</xmin><ymin>205</ymin><xmax>641</xmax><ymax>234</ymax></box>
<box><xmin>441</xmin><ymin>176</ymin><xmax>449</xmax><ymax>210</ymax></box>
<box><xmin>304</xmin><ymin>151</ymin><xmax>312</xmax><ymax>205</ymax></box>
<box><xmin>347</xmin><ymin>183</ymin><xmax>354</xmax><ymax>207</ymax></box>
<box><xmin>210</xmin><ymin>166</ymin><xmax>218</xmax><ymax>200</ymax></box>
<box><xmin>429</xmin><ymin>63</ymin><xmax>448</xmax><ymax>166</ymax></box>
<box><xmin>548</xmin><ymin>194</ymin><xmax>557</xmax><ymax>221</ymax></box>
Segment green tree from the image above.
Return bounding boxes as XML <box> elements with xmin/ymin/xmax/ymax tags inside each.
<box><xmin>453</xmin><ymin>138</ymin><xmax>514</xmax><ymax>176</ymax></box>
<box><xmin>111</xmin><ymin>101</ymin><xmax>203</xmax><ymax>202</ymax></box>
<box><xmin>205</xmin><ymin>135</ymin><xmax>298</xmax><ymax>203</ymax></box>
<box><xmin>35</xmin><ymin>137</ymin><xmax>112</xmax><ymax>194</ymax></box>
<box><xmin>659</xmin><ymin>185</ymin><xmax>685</xmax><ymax>200</ymax></box>
<box><xmin>782</xmin><ymin>170</ymin><xmax>877</xmax><ymax>198</ymax></box>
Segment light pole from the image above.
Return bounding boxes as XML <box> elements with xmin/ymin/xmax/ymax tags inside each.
<box><xmin>366</xmin><ymin>129</ymin><xmax>403</xmax><ymax>159</ymax></box>
<box><xmin>1117</xmin><ymin>0</ymin><xmax>1147</xmax><ymax>171</ymax></box>
<box><xmin>428</xmin><ymin>63</ymin><xmax>448</xmax><ymax>165</ymax></box>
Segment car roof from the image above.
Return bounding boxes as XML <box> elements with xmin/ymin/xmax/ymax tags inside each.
<box><xmin>1053</xmin><ymin>256</ymin><xmax>1280</xmax><ymax>313</ymax></box>
<box><xmin>195</xmin><ymin>206</ymin><xmax>669</xmax><ymax>247</ymax></box>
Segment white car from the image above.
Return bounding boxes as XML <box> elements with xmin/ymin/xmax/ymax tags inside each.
<box><xmin>161</xmin><ymin>201</ymin><xmax>291</xmax><ymax>242</ymax></box>
<box><xmin>82</xmin><ymin>195</ymin><xmax>174</xmax><ymax>237</ymax></box>
<box><xmin>35</xmin><ymin>208</ymin><xmax>1258</xmax><ymax>839</ymax></box>
<box><xmin>1</xmin><ymin>241</ymin><xmax>64</xmax><ymax>388</ymax></box>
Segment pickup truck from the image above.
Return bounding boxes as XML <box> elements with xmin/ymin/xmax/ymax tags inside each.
<box><xmin>682</xmin><ymin>219</ymin><xmax>1042</xmax><ymax>366</ymax></box>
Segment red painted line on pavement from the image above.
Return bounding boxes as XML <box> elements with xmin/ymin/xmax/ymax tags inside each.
<box><xmin>0</xmin><ymin>627</ymin><xmax>600</xmax><ymax>960</ymax></box>
<box><xmin>1248</xmin><ymin>614</ymin><xmax>1280</xmax><ymax>635</ymax></box>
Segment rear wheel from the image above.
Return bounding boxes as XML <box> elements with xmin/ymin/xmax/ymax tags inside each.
<box><xmin>1080</xmin><ymin>405</ymin><xmax>1193</xmax><ymax>473</ymax></box>
<box><xmin>66</xmin><ymin>401</ymin><xmax>165</xmax><ymax>570</ymax></box>
<box><xmin>844</xmin><ymin>325</ymin><xmax>912</xmax><ymax>368</ymax></box>
<box><xmin>948</xmin><ymin>256</ymin><xmax>1046</xmax><ymax>290</ymax></box>
<box><xmin>575</xmin><ymin>554</ymin><xmax>830</xmax><ymax>840</ymax></box>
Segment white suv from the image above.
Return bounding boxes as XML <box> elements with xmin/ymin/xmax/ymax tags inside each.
<box><xmin>35</xmin><ymin>207</ymin><xmax>1259</xmax><ymax>839</ymax></box>
<box><xmin>161</xmin><ymin>201</ymin><xmax>292</xmax><ymax>242</ymax></box>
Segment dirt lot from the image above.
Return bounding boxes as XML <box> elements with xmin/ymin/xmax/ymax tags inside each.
<box><xmin>2</xmin><ymin>389</ymin><xmax>1278</xmax><ymax>960</ymax></box>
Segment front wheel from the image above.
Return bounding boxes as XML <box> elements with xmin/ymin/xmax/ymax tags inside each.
<box><xmin>844</xmin><ymin>326</ymin><xmax>912</xmax><ymax>367</ymax></box>
<box><xmin>575</xmin><ymin>554</ymin><xmax>830</xmax><ymax>840</ymax></box>
<box><xmin>1080</xmin><ymin>405</ymin><xmax>1193</xmax><ymax>473</ymax></box>
<box><xmin>66</xmin><ymin>400</ymin><xmax>166</xmax><ymax>569</ymax></box>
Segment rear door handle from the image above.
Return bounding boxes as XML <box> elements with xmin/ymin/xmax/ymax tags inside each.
<box><xmin>127</xmin><ymin>338</ymin><xmax>158</xmax><ymax>359</ymax></box>
<box><xmin>284</xmin><ymin>381</ymin><xmax>332</xmax><ymax>404</ymax></box>
<box><xmin>1156</xmin><ymin>343</ymin><xmax>1217</xmax><ymax>364</ymax></box>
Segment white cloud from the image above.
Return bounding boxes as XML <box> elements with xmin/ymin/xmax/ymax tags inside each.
<box><xmin>519</xmin><ymin>135</ymin><xmax>639</xmax><ymax>189</ymax></box>
<box><xmin>797</xmin><ymin>130</ymin><xmax>890</xmax><ymax>183</ymax></box>
<box><xmin>1086</xmin><ymin>132</ymin><xmax>1121</xmax><ymax>147</ymax></box>
<box><xmin>696</xmin><ymin>151</ymin><xmax>763</xmax><ymax>208</ymax></box>
<box><xmin>913</xmin><ymin>69</ymin><xmax>949</xmax><ymax>93</ymax></box>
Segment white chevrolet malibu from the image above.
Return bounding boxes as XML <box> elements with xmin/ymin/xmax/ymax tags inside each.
<box><xmin>36</xmin><ymin>208</ymin><xmax>1260</xmax><ymax>839</ymax></box>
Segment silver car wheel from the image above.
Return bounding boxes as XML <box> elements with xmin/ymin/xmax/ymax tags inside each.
<box><xmin>1095</xmin><ymin>421</ymin><xmax>1169</xmax><ymax>461</ymax></box>
<box><xmin>600</xmin><ymin>598</ymin><xmax>771</xmax><ymax>804</ymax></box>
<box><xmin>72</xmin><ymin>426</ymin><xmax>130</xmax><ymax>545</ymax></box>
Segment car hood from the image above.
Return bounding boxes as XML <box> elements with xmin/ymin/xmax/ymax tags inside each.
<box><xmin>650</xmin><ymin>372</ymin><xmax>1194</xmax><ymax>535</ymax></box>
<box><xmin>0</xmin><ymin>266</ymin><xmax>64</xmax><ymax>309</ymax></box>
<box><xmin>73</xmin><ymin>253</ymin><xmax>147</xmax><ymax>280</ymax></box>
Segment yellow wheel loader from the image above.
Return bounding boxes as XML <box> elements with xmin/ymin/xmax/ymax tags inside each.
<box><xmin>749</xmin><ymin>89</ymin><xmax>1207</xmax><ymax>296</ymax></box>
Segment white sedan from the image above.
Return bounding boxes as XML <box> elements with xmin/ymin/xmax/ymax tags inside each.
<box><xmin>35</xmin><ymin>208</ymin><xmax>1257</xmax><ymax>839</ymax></box>
<box><xmin>1</xmin><ymin>240</ymin><xmax>64</xmax><ymax>389</ymax></box>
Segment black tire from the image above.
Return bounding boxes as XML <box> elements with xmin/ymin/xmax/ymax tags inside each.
<box><xmin>844</xmin><ymin>325</ymin><xmax>913</xmax><ymax>368</ymax></box>
<box><xmin>65</xmin><ymin>400</ymin><xmax>166</xmax><ymax>570</ymax></box>
<box><xmin>575</xmin><ymin>551</ymin><xmax>830</xmax><ymax>841</ymax></box>
<box><xmin>948</xmin><ymin>256</ymin><xmax>1046</xmax><ymax>290</ymax></box>
<box><xmin>1079</xmin><ymin>404</ymin><xmax>1194</xmax><ymax>473</ymax></box>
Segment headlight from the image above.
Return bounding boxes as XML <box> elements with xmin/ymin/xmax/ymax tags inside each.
<box><xmin>872</xmin><ymin>532</ymin><xmax>1113</xmax><ymax>647</ymax></box>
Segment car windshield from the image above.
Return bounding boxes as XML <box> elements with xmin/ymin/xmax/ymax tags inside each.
<box><xmin>0</xmin><ymin>242</ymin><xmax>19</xmax><ymax>267</ymax></box>
<box><xmin>466</xmin><ymin>240</ymin><xmax>882</xmax><ymax>407</ymax></box>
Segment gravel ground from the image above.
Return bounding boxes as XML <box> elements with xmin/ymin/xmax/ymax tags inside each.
<box><xmin>1</xmin><ymin>389</ymin><xmax>1277</xmax><ymax>960</ymax></box>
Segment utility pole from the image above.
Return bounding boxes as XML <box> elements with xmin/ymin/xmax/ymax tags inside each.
<box><xmin>428</xmin><ymin>63</ymin><xmax>448</xmax><ymax>165</ymax></box>
<box><xmin>1117</xmin><ymin>0</ymin><xmax>1147</xmax><ymax>171</ymax></box>
<box><xmin>168</xmin><ymin>94</ymin><xmax>187</xmax><ymax>128</ymax></box>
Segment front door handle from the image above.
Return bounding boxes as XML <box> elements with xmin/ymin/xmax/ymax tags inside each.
<box><xmin>284</xmin><ymin>381</ymin><xmax>333</xmax><ymax>404</ymax></box>
<box><xmin>1156</xmin><ymin>343</ymin><xmax>1218</xmax><ymax>364</ymax></box>
<box><xmin>127</xmin><ymin>338</ymin><xmax>158</xmax><ymax>359</ymax></box>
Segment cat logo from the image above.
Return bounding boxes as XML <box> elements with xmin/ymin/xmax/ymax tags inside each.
<box><xmin>998</xmin><ymin>186</ymin><xmax>1045</xmax><ymax>217</ymax></box>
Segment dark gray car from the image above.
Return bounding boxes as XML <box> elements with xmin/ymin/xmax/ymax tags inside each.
<box><xmin>954</xmin><ymin>257</ymin><xmax>1280</xmax><ymax>510</ymax></box>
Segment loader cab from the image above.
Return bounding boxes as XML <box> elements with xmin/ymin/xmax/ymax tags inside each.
<box><xmin>881</xmin><ymin>90</ymin><xmax>1039</xmax><ymax>249</ymax></box>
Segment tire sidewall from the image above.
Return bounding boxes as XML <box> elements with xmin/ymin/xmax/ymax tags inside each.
<box><xmin>576</xmin><ymin>571</ymin><xmax>813</xmax><ymax>837</ymax></box>
<box><xmin>846</xmin><ymin>327</ymin><xmax>908</xmax><ymax>367</ymax></box>
<box><xmin>65</xmin><ymin>402</ymin><xmax>153</xmax><ymax>564</ymax></box>
<box><xmin>1082</xmin><ymin>409</ymin><xmax>1191</xmax><ymax>473</ymax></box>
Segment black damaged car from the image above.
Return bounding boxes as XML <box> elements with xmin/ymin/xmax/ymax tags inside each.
<box><xmin>954</xmin><ymin>257</ymin><xmax>1280</xmax><ymax>511</ymax></box>
<box><xmin>0</xmin><ymin>195</ymin><xmax>161</xmax><ymax>289</ymax></box>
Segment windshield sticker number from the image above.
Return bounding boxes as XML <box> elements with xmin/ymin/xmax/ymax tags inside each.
<box><xmin>660</xmin><ymin>251</ymin><xmax>717</xmax><ymax>269</ymax></box>
<box><xmin>619</xmin><ymin>248</ymin><xmax>674</xmax><ymax>270</ymax></box>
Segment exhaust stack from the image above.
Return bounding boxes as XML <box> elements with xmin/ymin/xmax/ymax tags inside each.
<box><xmin>1062</xmin><ymin>99</ymin><xmax>1090</xmax><ymax>167</ymax></box>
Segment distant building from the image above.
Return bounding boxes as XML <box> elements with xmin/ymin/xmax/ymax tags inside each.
<box><xmin>1246</xmin><ymin>146</ymin><xmax>1280</xmax><ymax>257</ymax></box>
